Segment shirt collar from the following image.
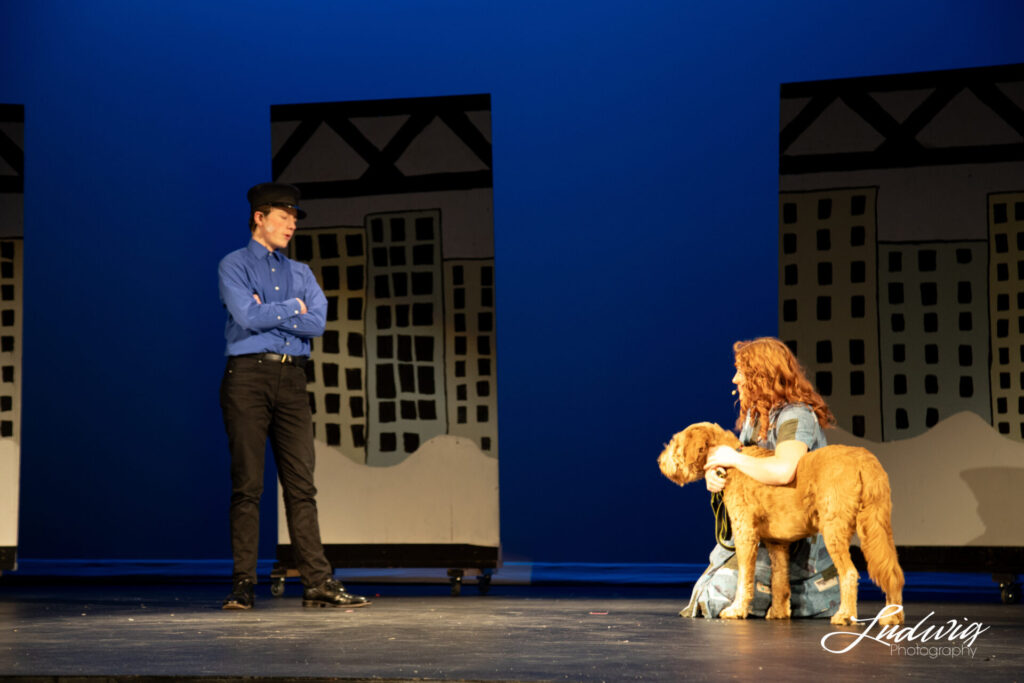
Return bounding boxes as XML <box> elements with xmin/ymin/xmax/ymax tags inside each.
<box><xmin>246</xmin><ymin>239</ymin><xmax>283</xmax><ymax>261</ymax></box>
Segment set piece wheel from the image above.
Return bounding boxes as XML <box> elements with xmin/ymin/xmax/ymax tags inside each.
<box><xmin>1000</xmin><ymin>582</ymin><xmax>1020</xmax><ymax>605</ymax></box>
<box><xmin>447</xmin><ymin>568</ymin><xmax>495</xmax><ymax>596</ymax></box>
<box><xmin>993</xmin><ymin>573</ymin><xmax>1021</xmax><ymax>605</ymax></box>
<box><xmin>271</xmin><ymin>566</ymin><xmax>497</xmax><ymax>598</ymax></box>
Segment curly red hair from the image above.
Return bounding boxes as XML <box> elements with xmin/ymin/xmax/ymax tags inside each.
<box><xmin>733</xmin><ymin>337</ymin><xmax>835</xmax><ymax>441</ymax></box>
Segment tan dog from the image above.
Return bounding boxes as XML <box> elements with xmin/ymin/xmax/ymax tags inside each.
<box><xmin>658</xmin><ymin>422</ymin><xmax>904</xmax><ymax>625</ymax></box>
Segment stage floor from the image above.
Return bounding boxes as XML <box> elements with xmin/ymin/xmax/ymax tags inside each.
<box><xmin>0</xmin><ymin>582</ymin><xmax>1021</xmax><ymax>682</ymax></box>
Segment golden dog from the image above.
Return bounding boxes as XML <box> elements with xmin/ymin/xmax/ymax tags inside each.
<box><xmin>658</xmin><ymin>422</ymin><xmax>904</xmax><ymax>625</ymax></box>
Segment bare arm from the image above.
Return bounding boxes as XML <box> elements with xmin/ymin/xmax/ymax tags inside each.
<box><xmin>704</xmin><ymin>438</ymin><xmax>808</xmax><ymax>487</ymax></box>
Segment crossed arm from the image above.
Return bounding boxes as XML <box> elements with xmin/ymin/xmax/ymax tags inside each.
<box><xmin>218</xmin><ymin>259</ymin><xmax>326</xmax><ymax>338</ymax></box>
<box><xmin>252</xmin><ymin>293</ymin><xmax>306</xmax><ymax>313</ymax></box>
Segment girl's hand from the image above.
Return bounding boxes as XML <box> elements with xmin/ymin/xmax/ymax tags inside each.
<box><xmin>704</xmin><ymin>445</ymin><xmax>740</xmax><ymax>492</ymax></box>
<box><xmin>705</xmin><ymin>466</ymin><xmax>726</xmax><ymax>493</ymax></box>
<box><xmin>705</xmin><ymin>445</ymin><xmax>740</xmax><ymax>470</ymax></box>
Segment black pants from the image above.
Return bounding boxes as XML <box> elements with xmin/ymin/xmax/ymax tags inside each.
<box><xmin>220</xmin><ymin>355</ymin><xmax>332</xmax><ymax>587</ymax></box>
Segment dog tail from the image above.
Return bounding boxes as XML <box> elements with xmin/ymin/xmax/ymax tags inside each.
<box><xmin>855</xmin><ymin>456</ymin><xmax>904</xmax><ymax>606</ymax></box>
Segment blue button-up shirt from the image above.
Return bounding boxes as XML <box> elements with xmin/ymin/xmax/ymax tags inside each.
<box><xmin>218</xmin><ymin>239</ymin><xmax>327</xmax><ymax>357</ymax></box>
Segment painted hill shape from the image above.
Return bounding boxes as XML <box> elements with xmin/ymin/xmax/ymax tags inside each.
<box><xmin>280</xmin><ymin>435</ymin><xmax>500</xmax><ymax>547</ymax></box>
<box><xmin>826</xmin><ymin>411</ymin><xmax>1024</xmax><ymax>546</ymax></box>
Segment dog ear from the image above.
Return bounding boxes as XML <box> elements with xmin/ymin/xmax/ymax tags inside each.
<box><xmin>687</xmin><ymin>424</ymin><xmax>713</xmax><ymax>466</ymax></box>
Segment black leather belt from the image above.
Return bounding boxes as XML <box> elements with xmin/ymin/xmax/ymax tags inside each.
<box><xmin>234</xmin><ymin>352</ymin><xmax>309</xmax><ymax>367</ymax></box>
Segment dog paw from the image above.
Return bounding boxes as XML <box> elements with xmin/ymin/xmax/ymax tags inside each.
<box><xmin>766</xmin><ymin>605</ymin><xmax>791</xmax><ymax>620</ymax></box>
<box><xmin>719</xmin><ymin>604</ymin><xmax>748</xmax><ymax>620</ymax></box>
<box><xmin>879</xmin><ymin>612</ymin><xmax>904</xmax><ymax>626</ymax></box>
<box><xmin>830</xmin><ymin>612</ymin><xmax>856</xmax><ymax>626</ymax></box>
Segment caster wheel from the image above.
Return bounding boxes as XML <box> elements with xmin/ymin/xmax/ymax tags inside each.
<box><xmin>450</xmin><ymin>576</ymin><xmax>462</xmax><ymax>597</ymax></box>
<box><xmin>477</xmin><ymin>575</ymin><xmax>492</xmax><ymax>595</ymax></box>
<box><xmin>1000</xmin><ymin>582</ymin><xmax>1021</xmax><ymax>605</ymax></box>
<box><xmin>270</xmin><ymin>577</ymin><xmax>285</xmax><ymax>597</ymax></box>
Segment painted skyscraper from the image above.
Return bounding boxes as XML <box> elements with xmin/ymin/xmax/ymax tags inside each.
<box><xmin>778</xmin><ymin>64</ymin><xmax>1024</xmax><ymax>559</ymax></box>
<box><xmin>272</xmin><ymin>94</ymin><xmax>500</xmax><ymax>577</ymax></box>
<box><xmin>0</xmin><ymin>103</ymin><xmax>23</xmax><ymax>574</ymax></box>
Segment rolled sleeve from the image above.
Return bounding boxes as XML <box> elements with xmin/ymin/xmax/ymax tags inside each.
<box><xmin>773</xmin><ymin>404</ymin><xmax>820</xmax><ymax>450</ymax></box>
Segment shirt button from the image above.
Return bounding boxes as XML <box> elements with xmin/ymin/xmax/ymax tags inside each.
<box><xmin>271</xmin><ymin>268</ymin><xmax>276</xmax><ymax>272</ymax></box>
<box><xmin>275</xmin><ymin>286</ymin><xmax>280</xmax><ymax>291</ymax></box>
<box><xmin>294</xmin><ymin>310</ymin><xmax>299</xmax><ymax>314</ymax></box>
<box><xmin>285</xmin><ymin>342</ymin><xmax>290</xmax><ymax>346</ymax></box>
<box><xmin>277</xmin><ymin>316</ymin><xmax>281</xmax><ymax>320</ymax></box>
<box><xmin>293</xmin><ymin>324</ymin><xmax>298</xmax><ymax>329</ymax></box>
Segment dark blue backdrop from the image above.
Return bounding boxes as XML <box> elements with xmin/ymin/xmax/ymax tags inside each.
<box><xmin>2</xmin><ymin>0</ymin><xmax>1023</xmax><ymax>566</ymax></box>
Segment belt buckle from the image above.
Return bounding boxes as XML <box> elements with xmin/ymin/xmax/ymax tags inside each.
<box><xmin>281</xmin><ymin>353</ymin><xmax>290</xmax><ymax>364</ymax></box>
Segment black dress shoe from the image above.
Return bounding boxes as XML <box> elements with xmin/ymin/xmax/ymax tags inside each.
<box><xmin>222</xmin><ymin>577</ymin><xmax>255</xmax><ymax>610</ymax></box>
<box><xmin>302</xmin><ymin>578</ymin><xmax>371</xmax><ymax>608</ymax></box>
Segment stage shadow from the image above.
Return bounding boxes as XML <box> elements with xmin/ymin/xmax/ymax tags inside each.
<box><xmin>961</xmin><ymin>466</ymin><xmax>1024</xmax><ymax>546</ymax></box>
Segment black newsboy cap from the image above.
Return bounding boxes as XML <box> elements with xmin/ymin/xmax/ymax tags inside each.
<box><xmin>247</xmin><ymin>182</ymin><xmax>307</xmax><ymax>219</ymax></box>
